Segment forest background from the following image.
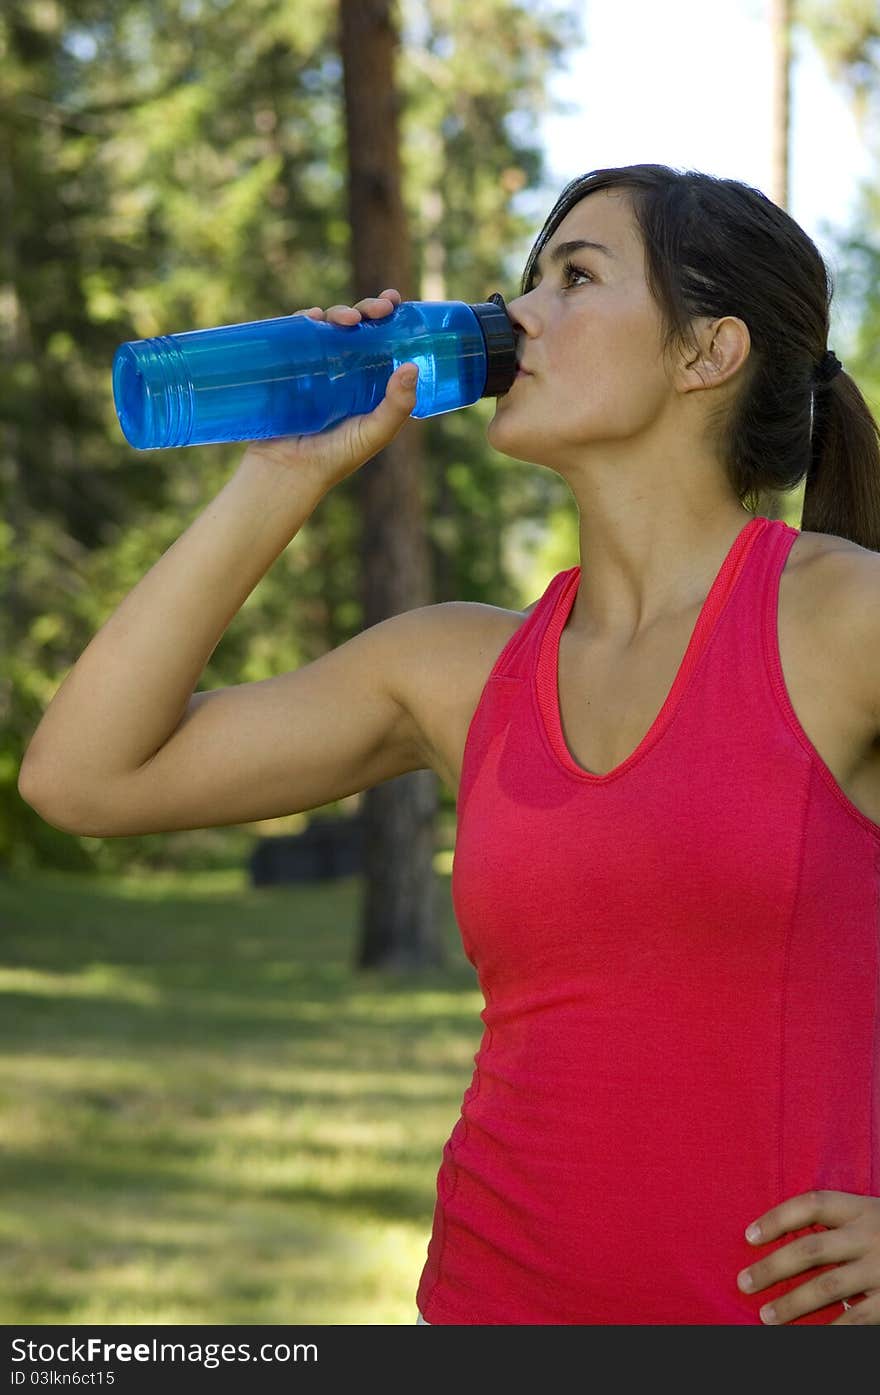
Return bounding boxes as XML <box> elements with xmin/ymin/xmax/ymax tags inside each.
<box><xmin>1</xmin><ymin>0</ymin><xmax>879</xmax><ymax>1325</ymax></box>
<box><xmin>3</xmin><ymin>0</ymin><xmax>879</xmax><ymax>890</ymax></box>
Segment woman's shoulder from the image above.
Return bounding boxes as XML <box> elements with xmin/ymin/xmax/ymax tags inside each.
<box><xmin>786</xmin><ymin>527</ymin><xmax>880</xmax><ymax>732</ymax></box>
<box><xmin>783</xmin><ymin>525</ymin><xmax>880</xmax><ymax>626</ymax></box>
<box><xmin>388</xmin><ymin>594</ymin><xmax>547</xmax><ymax>785</ymax></box>
<box><xmin>790</xmin><ymin>525</ymin><xmax>872</xmax><ymax>561</ymax></box>
<box><xmin>790</xmin><ymin>526</ymin><xmax>880</xmax><ymax>594</ymax></box>
<box><xmin>397</xmin><ymin>593</ymin><xmax>542</xmax><ymax>676</ymax></box>
<box><xmin>782</xmin><ymin>526</ymin><xmax>880</xmax><ymax>599</ymax></box>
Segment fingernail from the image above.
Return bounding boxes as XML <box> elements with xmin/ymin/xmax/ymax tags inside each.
<box><xmin>745</xmin><ymin>1224</ymin><xmax>762</xmax><ymax>1243</ymax></box>
<box><xmin>738</xmin><ymin>1270</ymin><xmax>754</xmax><ymax>1292</ymax></box>
<box><xmin>760</xmin><ymin>1305</ymin><xmax>777</xmax><ymax>1324</ymax></box>
<box><xmin>400</xmin><ymin>368</ymin><xmax>418</xmax><ymax>388</ymax></box>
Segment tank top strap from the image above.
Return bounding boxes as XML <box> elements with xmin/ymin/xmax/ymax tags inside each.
<box><xmin>756</xmin><ymin>517</ymin><xmax>801</xmax><ymax>670</ymax></box>
<box><xmin>528</xmin><ymin>516</ymin><xmax>772</xmax><ymax>782</ymax></box>
<box><xmin>490</xmin><ymin>566</ymin><xmax>580</xmax><ymax>681</ymax></box>
<box><xmin>703</xmin><ymin>512</ymin><xmax>800</xmax><ymax>722</ymax></box>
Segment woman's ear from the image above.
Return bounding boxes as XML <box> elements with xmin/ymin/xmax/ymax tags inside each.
<box><xmin>680</xmin><ymin>316</ymin><xmax>751</xmax><ymax>393</ymax></box>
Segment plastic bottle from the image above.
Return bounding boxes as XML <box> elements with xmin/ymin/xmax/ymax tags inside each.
<box><xmin>112</xmin><ymin>293</ymin><xmax>517</xmax><ymax>450</ymax></box>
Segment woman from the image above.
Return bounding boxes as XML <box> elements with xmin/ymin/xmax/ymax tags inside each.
<box><xmin>19</xmin><ymin>164</ymin><xmax>880</xmax><ymax>1324</ymax></box>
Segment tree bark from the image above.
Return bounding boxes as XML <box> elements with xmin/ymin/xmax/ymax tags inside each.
<box><xmin>770</xmin><ymin>0</ymin><xmax>793</xmax><ymax>215</ymax></box>
<box><xmin>338</xmin><ymin>0</ymin><xmax>444</xmax><ymax>970</ymax></box>
<box><xmin>762</xmin><ymin>0</ymin><xmax>794</xmax><ymax>523</ymax></box>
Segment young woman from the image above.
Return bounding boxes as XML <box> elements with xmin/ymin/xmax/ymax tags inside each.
<box><xmin>19</xmin><ymin>164</ymin><xmax>880</xmax><ymax>1325</ymax></box>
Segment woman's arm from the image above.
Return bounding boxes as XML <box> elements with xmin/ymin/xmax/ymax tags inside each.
<box><xmin>18</xmin><ymin>290</ymin><xmax>424</xmax><ymax>835</ymax></box>
<box><xmin>18</xmin><ymin>452</ymin><xmax>424</xmax><ymax>836</ymax></box>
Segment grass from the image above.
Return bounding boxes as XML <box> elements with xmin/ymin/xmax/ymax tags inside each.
<box><xmin>0</xmin><ymin>864</ymin><xmax>483</xmax><ymax>1324</ymax></box>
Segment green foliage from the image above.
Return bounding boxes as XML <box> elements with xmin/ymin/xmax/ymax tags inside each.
<box><xmin>797</xmin><ymin>0</ymin><xmax>880</xmax><ymax>138</ymax></box>
<box><xmin>5</xmin><ymin>0</ymin><xmax>879</xmax><ymax>875</ymax></box>
<box><xmin>3</xmin><ymin>0</ymin><xmax>580</xmax><ymax>871</ymax></box>
<box><xmin>797</xmin><ymin>0</ymin><xmax>880</xmax><ymax>408</ymax></box>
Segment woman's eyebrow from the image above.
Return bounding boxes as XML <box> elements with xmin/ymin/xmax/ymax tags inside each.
<box><xmin>533</xmin><ymin>238</ymin><xmax>617</xmax><ymax>279</ymax></box>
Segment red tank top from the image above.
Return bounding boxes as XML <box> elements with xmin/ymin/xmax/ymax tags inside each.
<box><xmin>416</xmin><ymin>514</ymin><xmax>880</xmax><ymax>1325</ymax></box>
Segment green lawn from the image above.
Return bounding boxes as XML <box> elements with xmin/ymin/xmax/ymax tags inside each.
<box><xmin>0</xmin><ymin>865</ymin><xmax>482</xmax><ymax>1325</ymax></box>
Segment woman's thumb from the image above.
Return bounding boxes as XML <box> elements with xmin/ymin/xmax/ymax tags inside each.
<box><xmin>336</xmin><ymin>361</ymin><xmax>419</xmax><ymax>475</ymax></box>
<box><xmin>371</xmin><ymin>362</ymin><xmax>418</xmax><ymax>431</ymax></box>
<box><xmin>396</xmin><ymin>363</ymin><xmax>419</xmax><ymax>396</ymax></box>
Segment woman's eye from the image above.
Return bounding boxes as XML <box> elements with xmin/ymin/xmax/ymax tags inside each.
<box><xmin>561</xmin><ymin>260</ymin><xmax>592</xmax><ymax>288</ymax></box>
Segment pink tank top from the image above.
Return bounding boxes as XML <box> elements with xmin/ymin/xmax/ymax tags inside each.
<box><xmin>416</xmin><ymin>514</ymin><xmax>880</xmax><ymax>1325</ymax></box>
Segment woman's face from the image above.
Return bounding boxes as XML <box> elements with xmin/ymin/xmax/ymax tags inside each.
<box><xmin>488</xmin><ymin>188</ymin><xmax>675</xmax><ymax>469</ymax></box>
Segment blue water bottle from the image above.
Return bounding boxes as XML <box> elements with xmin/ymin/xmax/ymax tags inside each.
<box><xmin>112</xmin><ymin>293</ymin><xmax>517</xmax><ymax>450</ymax></box>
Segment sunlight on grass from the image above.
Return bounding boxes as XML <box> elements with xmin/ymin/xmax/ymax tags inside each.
<box><xmin>0</xmin><ymin>965</ymin><xmax>163</xmax><ymax>1006</ymax></box>
<box><xmin>81</xmin><ymin>868</ymin><xmax>250</xmax><ymax>900</ymax></box>
<box><xmin>0</xmin><ymin>867</ymin><xmax>481</xmax><ymax>1324</ymax></box>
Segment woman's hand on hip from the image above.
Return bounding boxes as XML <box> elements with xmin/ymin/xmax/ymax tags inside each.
<box><xmin>736</xmin><ymin>1189</ymin><xmax>880</xmax><ymax>1324</ymax></box>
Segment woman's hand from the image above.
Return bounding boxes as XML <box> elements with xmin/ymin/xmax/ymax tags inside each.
<box><xmin>240</xmin><ymin>288</ymin><xmax>418</xmax><ymax>492</ymax></box>
<box><xmin>737</xmin><ymin>1190</ymin><xmax>880</xmax><ymax>1323</ymax></box>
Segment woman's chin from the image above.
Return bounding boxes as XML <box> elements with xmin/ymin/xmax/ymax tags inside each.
<box><xmin>487</xmin><ymin>402</ymin><xmax>518</xmax><ymax>444</ymax></box>
<box><xmin>487</xmin><ymin>409</ymin><xmax>540</xmax><ymax>458</ymax></box>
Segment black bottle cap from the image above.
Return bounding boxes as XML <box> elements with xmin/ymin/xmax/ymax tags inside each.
<box><xmin>468</xmin><ymin>292</ymin><xmax>517</xmax><ymax>397</ymax></box>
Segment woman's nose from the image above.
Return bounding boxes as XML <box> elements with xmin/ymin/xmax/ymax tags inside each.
<box><xmin>506</xmin><ymin>291</ymin><xmax>526</xmax><ymax>317</ymax></box>
<box><xmin>505</xmin><ymin>293</ymin><xmax>534</xmax><ymax>333</ymax></box>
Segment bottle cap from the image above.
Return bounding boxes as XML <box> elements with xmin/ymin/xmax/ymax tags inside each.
<box><xmin>469</xmin><ymin>293</ymin><xmax>517</xmax><ymax>397</ymax></box>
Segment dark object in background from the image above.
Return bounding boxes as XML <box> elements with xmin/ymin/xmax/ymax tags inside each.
<box><xmin>249</xmin><ymin>815</ymin><xmax>364</xmax><ymax>885</ymax></box>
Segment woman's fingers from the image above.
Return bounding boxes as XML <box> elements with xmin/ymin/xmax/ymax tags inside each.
<box><xmin>335</xmin><ymin>294</ymin><xmax>400</xmax><ymax>321</ymax></box>
<box><xmin>293</xmin><ymin>290</ymin><xmax>402</xmax><ymax>324</ymax></box>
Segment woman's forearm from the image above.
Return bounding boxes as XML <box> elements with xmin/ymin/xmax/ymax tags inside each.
<box><xmin>19</xmin><ymin>451</ymin><xmax>327</xmax><ymax>805</ymax></box>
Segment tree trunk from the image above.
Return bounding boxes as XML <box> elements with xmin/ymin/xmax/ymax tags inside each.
<box><xmin>770</xmin><ymin>0</ymin><xmax>793</xmax><ymax>214</ymax></box>
<box><xmin>338</xmin><ymin>0</ymin><xmax>444</xmax><ymax>970</ymax></box>
<box><xmin>762</xmin><ymin>0</ymin><xmax>794</xmax><ymax>523</ymax></box>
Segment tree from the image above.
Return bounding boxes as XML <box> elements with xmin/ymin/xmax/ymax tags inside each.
<box><xmin>338</xmin><ymin>0</ymin><xmax>442</xmax><ymax>969</ymax></box>
<box><xmin>759</xmin><ymin>0</ymin><xmax>795</xmax><ymax>524</ymax></box>
<box><xmin>3</xmin><ymin>0</ymin><xmax>583</xmax><ymax>885</ymax></box>
<box><xmin>794</xmin><ymin>0</ymin><xmax>880</xmax><ymax>431</ymax></box>
<box><xmin>770</xmin><ymin>0</ymin><xmax>794</xmax><ymax>212</ymax></box>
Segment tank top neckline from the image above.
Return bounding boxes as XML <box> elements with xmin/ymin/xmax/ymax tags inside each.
<box><xmin>534</xmin><ymin>513</ymin><xmax>771</xmax><ymax>785</ymax></box>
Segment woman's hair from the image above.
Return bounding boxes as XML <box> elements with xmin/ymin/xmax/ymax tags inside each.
<box><xmin>520</xmin><ymin>164</ymin><xmax>880</xmax><ymax>552</ymax></box>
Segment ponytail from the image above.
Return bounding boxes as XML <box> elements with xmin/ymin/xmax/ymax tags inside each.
<box><xmin>801</xmin><ymin>370</ymin><xmax>880</xmax><ymax>552</ymax></box>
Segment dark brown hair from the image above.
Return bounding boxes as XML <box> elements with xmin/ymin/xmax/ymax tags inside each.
<box><xmin>520</xmin><ymin>164</ymin><xmax>880</xmax><ymax>552</ymax></box>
